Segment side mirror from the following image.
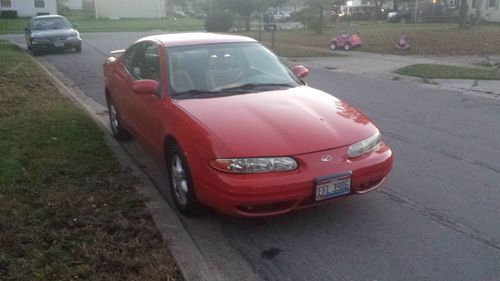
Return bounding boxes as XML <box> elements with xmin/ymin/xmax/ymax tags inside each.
<box><xmin>132</xmin><ymin>79</ymin><xmax>159</xmax><ymax>96</ymax></box>
<box><xmin>292</xmin><ymin>65</ymin><xmax>309</xmax><ymax>79</ymax></box>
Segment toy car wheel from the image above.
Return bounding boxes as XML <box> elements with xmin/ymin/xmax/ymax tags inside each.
<box><xmin>344</xmin><ymin>42</ymin><xmax>351</xmax><ymax>51</ymax></box>
<box><xmin>330</xmin><ymin>42</ymin><xmax>337</xmax><ymax>50</ymax></box>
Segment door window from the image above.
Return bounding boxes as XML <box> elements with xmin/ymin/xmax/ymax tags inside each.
<box><xmin>124</xmin><ymin>42</ymin><xmax>160</xmax><ymax>82</ymax></box>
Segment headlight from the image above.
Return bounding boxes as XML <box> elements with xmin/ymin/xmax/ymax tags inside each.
<box><xmin>348</xmin><ymin>131</ymin><xmax>382</xmax><ymax>158</ymax></box>
<box><xmin>209</xmin><ymin>157</ymin><xmax>298</xmax><ymax>174</ymax></box>
<box><xmin>67</xmin><ymin>35</ymin><xmax>80</xmax><ymax>40</ymax></box>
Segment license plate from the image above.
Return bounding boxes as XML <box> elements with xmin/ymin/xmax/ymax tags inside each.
<box><xmin>315</xmin><ymin>172</ymin><xmax>352</xmax><ymax>201</ymax></box>
<box><xmin>54</xmin><ymin>41</ymin><xmax>64</xmax><ymax>47</ymax></box>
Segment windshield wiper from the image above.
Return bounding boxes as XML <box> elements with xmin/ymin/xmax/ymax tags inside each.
<box><xmin>219</xmin><ymin>83</ymin><xmax>295</xmax><ymax>92</ymax></box>
<box><xmin>170</xmin><ymin>89</ymin><xmax>221</xmax><ymax>98</ymax></box>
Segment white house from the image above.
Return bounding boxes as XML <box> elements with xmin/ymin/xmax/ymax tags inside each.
<box><xmin>65</xmin><ymin>0</ymin><xmax>82</xmax><ymax>10</ymax></box>
<box><xmin>0</xmin><ymin>0</ymin><xmax>57</xmax><ymax>17</ymax></box>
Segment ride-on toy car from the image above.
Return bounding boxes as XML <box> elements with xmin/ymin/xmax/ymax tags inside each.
<box><xmin>330</xmin><ymin>32</ymin><xmax>362</xmax><ymax>51</ymax></box>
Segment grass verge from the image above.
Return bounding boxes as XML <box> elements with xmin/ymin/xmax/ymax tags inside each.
<box><xmin>0</xmin><ymin>41</ymin><xmax>183</xmax><ymax>281</ymax></box>
<box><xmin>395</xmin><ymin>64</ymin><xmax>500</xmax><ymax>80</ymax></box>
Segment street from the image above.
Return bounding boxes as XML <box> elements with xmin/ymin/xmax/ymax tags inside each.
<box><xmin>5</xmin><ymin>32</ymin><xmax>500</xmax><ymax>281</ymax></box>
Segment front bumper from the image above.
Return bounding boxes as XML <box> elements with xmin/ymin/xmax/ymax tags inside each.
<box><xmin>187</xmin><ymin>143</ymin><xmax>393</xmax><ymax>217</ymax></box>
<box><xmin>31</xmin><ymin>39</ymin><xmax>81</xmax><ymax>50</ymax></box>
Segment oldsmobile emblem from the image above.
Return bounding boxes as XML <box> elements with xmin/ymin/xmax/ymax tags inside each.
<box><xmin>321</xmin><ymin>154</ymin><xmax>333</xmax><ymax>162</ymax></box>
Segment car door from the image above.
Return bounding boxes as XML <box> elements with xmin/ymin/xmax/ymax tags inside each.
<box><xmin>126</xmin><ymin>41</ymin><xmax>166</xmax><ymax>155</ymax></box>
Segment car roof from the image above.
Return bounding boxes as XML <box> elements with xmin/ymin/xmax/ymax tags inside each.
<box><xmin>138</xmin><ymin>32</ymin><xmax>257</xmax><ymax>48</ymax></box>
<box><xmin>32</xmin><ymin>15</ymin><xmax>66</xmax><ymax>20</ymax></box>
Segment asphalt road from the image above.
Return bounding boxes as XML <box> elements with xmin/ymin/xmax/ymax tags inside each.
<box><xmin>6</xmin><ymin>33</ymin><xmax>500</xmax><ymax>281</ymax></box>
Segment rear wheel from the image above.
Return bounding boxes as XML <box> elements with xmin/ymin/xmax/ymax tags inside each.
<box><xmin>167</xmin><ymin>144</ymin><xmax>201</xmax><ymax>216</ymax></box>
<box><xmin>106</xmin><ymin>94</ymin><xmax>131</xmax><ymax>141</ymax></box>
<box><xmin>330</xmin><ymin>42</ymin><xmax>337</xmax><ymax>50</ymax></box>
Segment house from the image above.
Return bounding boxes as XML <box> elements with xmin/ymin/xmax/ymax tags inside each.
<box><xmin>84</xmin><ymin>0</ymin><xmax>168</xmax><ymax>18</ymax></box>
<box><xmin>0</xmin><ymin>0</ymin><xmax>57</xmax><ymax>17</ymax></box>
<box><xmin>468</xmin><ymin>0</ymin><xmax>500</xmax><ymax>22</ymax></box>
<box><xmin>65</xmin><ymin>0</ymin><xmax>82</xmax><ymax>10</ymax></box>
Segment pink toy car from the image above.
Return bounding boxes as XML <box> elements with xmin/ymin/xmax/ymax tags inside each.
<box><xmin>330</xmin><ymin>32</ymin><xmax>362</xmax><ymax>51</ymax></box>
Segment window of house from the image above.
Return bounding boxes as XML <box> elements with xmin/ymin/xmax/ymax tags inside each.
<box><xmin>472</xmin><ymin>0</ymin><xmax>476</xmax><ymax>8</ymax></box>
<box><xmin>488</xmin><ymin>0</ymin><xmax>497</xmax><ymax>8</ymax></box>
<box><xmin>449</xmin><ymin>0</ymin><xmax>457</xmax><ymax>8</ymax></box>
<box><xmin>0</xmin><ymin>0</ymin><xmax>13</xmax><ymax>8</ymax></box>
<box><xmin>34</xmin><ymin>0</ymin><xmax>45</xmax><ymax>8</ymax></box>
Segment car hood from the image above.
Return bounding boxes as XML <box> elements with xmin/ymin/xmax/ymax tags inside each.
<box><xmin>31</xmin><ymin>29</ymin><xmax>77</xmax><ymax>38</ymax></box>
<box><xmin>175</xmin><ymin>86</ymin><xmax>379</xmax><ymax>157</ymax></box>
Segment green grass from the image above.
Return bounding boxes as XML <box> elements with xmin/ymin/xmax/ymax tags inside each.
<box><xmin>238</xmin><ymin>21</ymin><xmax>500</xmax><ymax>56</ymax></box>
<box><xmin>0</xmin><ymin>16</ymin><xmax>203</xmax><ymax>34</ymax></box>
<box><xmin>0</xmin><ymin>42</ymin><xmax>183</xmax><ymax>281</ymax></box>
<box><xmin>395</xmin><ymin>64</ymin><xmax>500</xmax><ymax>80</ymax></box>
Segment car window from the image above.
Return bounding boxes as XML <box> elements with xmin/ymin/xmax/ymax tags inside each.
<box><xmin>165</xmin><ymin>42</ymin><xmax>300</xmax><ymax>97</ymax></box>
<box><xmin>124</xmin><ymin>42</ymin><xmax>160</xmax><ymax>82</ymax></box>
<box><xmin>31</xmin><ymin>17</ymin><xmax>72</xmax><ymax>30</ymax></box>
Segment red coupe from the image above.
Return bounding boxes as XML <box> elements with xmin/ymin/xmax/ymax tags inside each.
<box><xmin>103</xmin><ymin>33</ymin><xmax>393</xmax><ymax>217</ymax></box>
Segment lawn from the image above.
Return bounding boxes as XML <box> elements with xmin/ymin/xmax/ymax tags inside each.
<box><xmin>0</xmin><ymin>16</ymin><xmax>204</xmax><ymax>34</ymax></box>
<box><xmin>395</xmin><ymin>64</ymin><xmax>500</xmax><ymax>80</ymax></box>
<box><xmin>238</xmin><ymin>22</ymin><xmax>500</xmax><ymax>56</ymax></box>
<box><xmin>0</xmin><ymin>42</ymin><xmax>183</xmax><ymax>281</ymax></box>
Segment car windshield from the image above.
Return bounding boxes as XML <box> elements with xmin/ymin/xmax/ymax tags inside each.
<box><xmin>166</xmin><ymin>42</ymin><xmax>301</xmax><ymax>98</ymax></box>
<box><xmin>31</xmin><ymin>18</ymin><xmax>73</xmax><ymax>30</ymax></box>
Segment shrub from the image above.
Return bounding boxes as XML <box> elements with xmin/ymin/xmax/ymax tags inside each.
<box><xmin>204</xmin><ymin>13</ymin><xmax>233</xmax><ymax>32</ymax></box>
<box><xmin>1</xmin><ymin>10</ymin><xmax>18</xmax><ymax>19</ymax></box>
<box><xmin>36</xmin><ymin>12</ymin><xmax>51</xmax><ymax>16</ymax></box>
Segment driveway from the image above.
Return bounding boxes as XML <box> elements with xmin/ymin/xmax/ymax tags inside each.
<box><xmin>4</xmin><ymin>32</ymin><xmax>500</xmax><ymax>281</ymax></box>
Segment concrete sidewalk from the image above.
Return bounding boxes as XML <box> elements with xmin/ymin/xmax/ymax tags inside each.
<box><xmin>292</xmin><ymin>51</ymin><xmax>500</xmax><ymax>97</ymax></box>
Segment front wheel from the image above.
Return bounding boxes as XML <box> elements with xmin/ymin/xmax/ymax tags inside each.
<box><xmin>106</xmin><ymin>94</ymin><xmax>131</xmax><ymax>141</ymax></box>
<box><xmin>75</xmin><ymin>45</ymin><xmax>82</xmax><ymax>53</ymax></box>
<box><xmin>344</xmin><ymin>42</ymin><xmax>351</xmax><ymax>51</ymax></box>
<box><xmin>167</xmin><ymin>145</ymin><xmax>201</xmax><ymax>216</ymax></box>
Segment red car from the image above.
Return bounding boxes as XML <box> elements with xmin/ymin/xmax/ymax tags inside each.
<box><xmin>104</xmin><ymin>33</ymin><xmax>392</xmax><ymax>217</ymax></box>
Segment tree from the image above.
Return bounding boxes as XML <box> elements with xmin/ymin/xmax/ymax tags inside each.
<box><xmin>458</xmin><ymin>0</ymin><xmax>468</xmax><ymax>28</ymax></box>
<box><xmin>306</xmin><ymin>0</ymin><xmax>331</xmax><ymax>34</ymax></box>
<box><xmin>215</xmin><ymin>0</ymin><xmax>287</xmax><ymax>31</ymax></box>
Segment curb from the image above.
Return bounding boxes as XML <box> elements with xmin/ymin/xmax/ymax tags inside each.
<box><xmin>22</xmin><ymin>44</ymin><xmax>216</xmax><ymax>281</ymax></box>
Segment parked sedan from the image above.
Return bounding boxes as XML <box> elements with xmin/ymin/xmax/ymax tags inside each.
<box><xmin>25</xmin><ymin>15</ymin><xmax>82</xmax><ymax>55</ymax></box>
<box><xmin>103</xmin><ymin>33</ymin><xmax>393</xmax><ymax>217</ymax></box>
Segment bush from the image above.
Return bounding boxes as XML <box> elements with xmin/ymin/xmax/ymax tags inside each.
<box><xmin>205</xmin><ymin>13</ymin><xmax>233</xmax><ymax>32</ymax></box>
<box><xmin>1</xmin><ymin>10</ymin><xmax>18</xmax><ymax>19</ymax></box>
<box><xmin>36</xmin><ymin>12</ymin><xmax>51</xmax><ymax>16</ymax></box>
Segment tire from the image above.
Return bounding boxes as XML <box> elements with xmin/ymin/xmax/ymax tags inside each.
<box><xmin>75</xmin><ymin>45</ymin><xmax>82</xmax><ymax>53</ymax></box>
<box><xmin>330</xmin><ymin>42</ymin><xmax>337</xmax><ymax>50</ymax></box>
<box><xmin>167</xmin><ymin>144</ymin><xmax>201</xmax><ymax>216</ymax></box>
<box><xmin>31</xmin><ymin>47</ymin><xmax>40</xmax><ymax>56</ymax></box>
<box><xmin>106</xmin><ymin>94</ymin><xmax>131</xmax><ymax>141</ymax></box>
<box><xmin>344</xmin><ymin>42</ymin><xmax>351</xmax><ymax>51</ymax></box>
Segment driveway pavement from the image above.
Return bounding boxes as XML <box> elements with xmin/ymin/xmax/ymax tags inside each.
<box><xmin>294</xmin><ymin>50</ymin><xmax>500</xmax><ymax>97</ymax></box>
<box><xmin>3</xmin><ymin>32</ymin><xmax>500</xmax><ymax>281</ymax></box>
